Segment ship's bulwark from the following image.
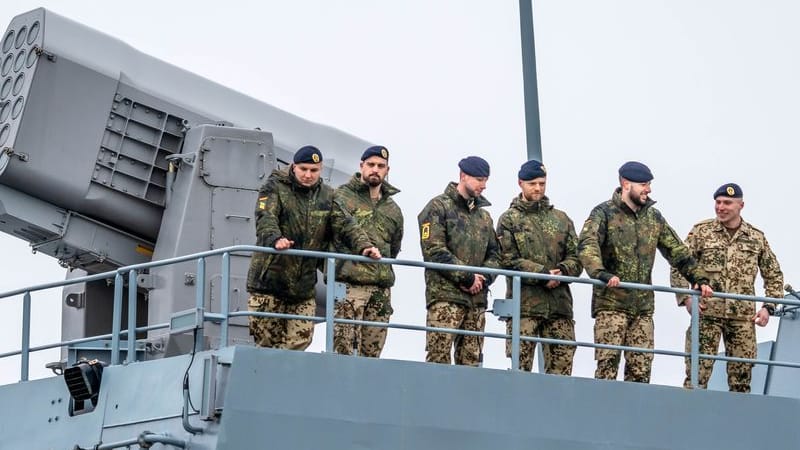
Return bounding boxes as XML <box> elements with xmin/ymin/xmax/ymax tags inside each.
<box><xmin>4</xmin><ymin>345</ymin><xmax>794</xmax><ymax>449</ymax></box>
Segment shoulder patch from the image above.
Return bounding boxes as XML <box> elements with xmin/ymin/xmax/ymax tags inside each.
<box><xmin>258</xmin><ymin>195</ymin><xmax>268</xmax><ymax>210</ymax></box>
<box><xmin>421</xmin><ymin>222</ymin><xmax>431</xmax><ymax>240</ymax></box>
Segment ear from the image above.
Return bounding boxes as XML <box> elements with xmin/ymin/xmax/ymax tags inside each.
<box><xmin>518</xmin><ymin>179</ymin><xmax>523</xmax><ymax>189</ymax></box>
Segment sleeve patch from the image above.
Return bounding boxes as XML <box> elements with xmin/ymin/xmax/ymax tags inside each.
<box><xmin>421</xmin><ymin>222</ymin><xmax>431</xmax><ymax>240</ymax></box>
<box><xmin>258</xmin><ymin>196</ymin><xmax>268</xmax><ymax>210</ymax></box>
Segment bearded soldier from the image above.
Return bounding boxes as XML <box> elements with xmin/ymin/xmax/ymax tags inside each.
<box><xmin>496</xmin><ymin>160</ymin><xmax>582</xmax><ymax>374</ymax></box>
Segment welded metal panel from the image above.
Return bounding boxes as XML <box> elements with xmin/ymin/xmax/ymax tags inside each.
<box><xmin>217</xmin><ymin>346</ymin><xmax>800</xmax><ymax>450</ymax></box>
<box><xmin>0</xmin><ymin>374</ymin><xmax>105</xmax><ymax>449</ymax></box>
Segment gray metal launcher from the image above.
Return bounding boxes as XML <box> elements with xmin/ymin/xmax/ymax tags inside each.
<box><xmin>0</xmin><ymin>8</ymin><xmax>372</xmax><ymax>359</ymax></box>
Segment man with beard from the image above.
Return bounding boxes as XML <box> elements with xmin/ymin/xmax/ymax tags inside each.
<box><xmin>670</xmin><ymin>183</ymin><xmax>783</xmax><ymax>392</ymax></box>
<box><xmin>331</xmin><ymin>146</ymin><xmax>404</xmax><ymax>357</ymax></box>
<box><xmin>496</xmin><ymin>160</ymin><xmax>582</xmax><ymax>374</ymax></box>
<box><xmin>418</xmin><ymin>156</ymin><xmax>501</xmax><ymax>366</ymax></box>
<box><xmin>246</xmin><ymin>145</ymin><xmax>381</xmax><ymax>351</ymax></box>
<box><xmin>578</xmin><ymin>161</ymin><xmax>713</xmax><ymax>383</ymax></box>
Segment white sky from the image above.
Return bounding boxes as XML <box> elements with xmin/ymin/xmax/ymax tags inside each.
<box><xmin>1</xmin><ymin>0</ymin><xmax>798</xmax><ymax>386</ymax></box>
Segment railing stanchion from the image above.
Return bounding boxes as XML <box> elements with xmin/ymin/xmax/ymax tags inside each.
<box><xmin>220</xmin><ymin>252</ymin><xmax>231</xmax><ymax>347</ymax></box>
<box><xmin>326</xmin><ymin>257</ymin><xmax>336</xmax><ymax>353</ymax></box>
<box><xmin>20</xmin><ymin>291</ymin><xmax>31</xmax><ymax>381</ymax></box>
<box><xmin>195</xmin><ymin>257</ymin><xmax>206</xmax><ymax>353</ymax></box>
<box><xmin>690</xmin><ymin>293</ymin><xmax>700</xmax><ymax>388</ymax></box>
<box><xmin>511</xmin><ymin>275</ymin><xmax>521</xmax><ymax>371</ymax></box>
<box><xmin>126</xmin><ymin>269</ymin><xmax>138</xmax><ymax>364</ymax></box>
<box><xmin>111</xmin><ymin>272</ymin><xmax>124</xmax><ymax>365</ymax></box>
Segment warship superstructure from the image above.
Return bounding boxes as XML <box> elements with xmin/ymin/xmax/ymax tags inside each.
<box><xmin>1</xmin><ymin>7</ymin><xmax>799</xmax><ymax>450</ymax></box>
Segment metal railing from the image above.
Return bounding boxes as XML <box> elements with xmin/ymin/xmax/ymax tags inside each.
<box><xmin>2</xmin><ymin>244</ymin><xmax>799</xmax><ymax>389</ymax></box>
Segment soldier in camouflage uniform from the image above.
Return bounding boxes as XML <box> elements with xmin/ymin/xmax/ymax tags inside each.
<box><xmin>332</xmin><ymin>146</ymin><xmax>404</xmax><ymax>357</ymax></box>
<box><xmin>246</xmin><ymin>145</ymin><xmax>380</xmax><ymax>351</ymax></box>
<box><xmin>418</xmin><ymin>156</ymin><xmax>500</xmax><ymax>366</ymax></box>
<box><xmin>671</xmin><ymin>183</ymin><xmax>783</xmax><ymax>393</ymax></box>
<box><xmin>578</xmin><ymin>161</ymin><xmax>712</xmax><ymax>383</ymax></box>
<box><xmin>496</xmin><ymin>160</ymin><xmax>582</xmax><ymax>374</ymax></box>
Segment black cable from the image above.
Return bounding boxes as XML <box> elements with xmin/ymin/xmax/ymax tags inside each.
<box><xmin>182</xmin><ymin>328</ymin><xmax>200</xmax><ymax>414</ymax></box>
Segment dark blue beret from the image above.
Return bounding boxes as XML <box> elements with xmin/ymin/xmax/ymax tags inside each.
<box><xmin>713</xmin><ymin>182</ymin><xmax>743</xmax><ymax>199</ymax></box>
<box><xmin>361</xmin><ymin>145</ymin><xmax>389</xmax><ymax>161</ymax></box>
<box><xmin>458</xmin><ymin>156</ymin><xmax>490</xmax><ymax>177</ymax></box>
<box><xmin>618</xmin><ymin>161</ymin><xmax>653</xmax><ymax>183</ymax></box>
<box><xmin>293</xmin><ymin>145</ymin><xmax>323</xmax><ymax>164</ymax></box>
<box><xmin>518</xmin><ymin>159</ymin><xmax>547</xmax><ymax>180</ymax></box>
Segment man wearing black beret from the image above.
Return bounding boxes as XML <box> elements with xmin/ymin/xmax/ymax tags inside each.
<box><xmin>247</xmin><ymin>145</ymin><xmax>381</xmax><ymax>351</ymax></box>
<box><xmin>496</xmin><ymin>160</ymin><xmax>582</xmax><ymax>375</ymax></box>
<box><xmin>331</xmin><ymin>146</ymin><xmax>404</xmax><ymax>357</ymax></box>
<box><xmin>418</xmin><ymin>156</ymin><xmax>501</xmax><ymax>366</ymax></box>
<box><xmin>578</xmin><ymin>161</ymin><xmax>713</xmax><ymax>383</ymax></box>
<box><xmin>670</xmin><ymin>182</ymin><xmax>783</xmax><ymax>392</ymax></box>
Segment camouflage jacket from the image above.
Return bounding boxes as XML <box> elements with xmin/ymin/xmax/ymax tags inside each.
<box><xmin>496</xmin><ymin>195</ymin><xmax>582</xmax><ymax>319</ymax></box>
<box><xmin>246</xmin><ymin>168</ymin><xmax>372</xmax><ymax>302</ymax></box>
<box><xmin>578</xmin><ymin>188</ymin><xmax>708</xmax><ymax>318</ymax></box>
<box><xmin>332</xmin><ymin>173</ymin><xmax>404</xmax><ymax>288</ymax></box>
<box><xmin>670</xmin><ymin>218</ymin><xmax>783</xmax><ymax>320</ymax></box>
<box><xmin>417</xmin><ymin>182</ymin><xmax>501</xmax><ymax>309</ymax></box>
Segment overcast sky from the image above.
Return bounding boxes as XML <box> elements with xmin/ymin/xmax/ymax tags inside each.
<box><xmin>1</xmin><ymin>0</ymin><xmax>798</xmax><ymax>386</ymax></box>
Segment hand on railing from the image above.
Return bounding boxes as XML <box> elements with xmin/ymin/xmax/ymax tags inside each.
<box><xmin>361</xmin><ymin>246</ymin><xmax>382</xmax><ymax>259</ymax></box>
<box><xmin>753</xmin><ymin>308</ymin><xmax>770</xmax><ymax>327</ymax></box>
<box><xmin>545</xmin><ymin>268</ymin><xmax>561</xmax><ymax>289</ymax></box>
<box><xmin>274</xmin><ymin>237</ymin><xmax>294</xmax><ymax>250</ymax></box>
<box><xmin>459</xmin><ymin>273</ymin><xmax>485</xmax><ymax>295</ymax></box>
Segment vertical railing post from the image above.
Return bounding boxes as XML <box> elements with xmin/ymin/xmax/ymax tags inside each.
<box><xmin>195</xmin><ymin>257</ymin><xmax>206</xmax><ymax>353</ymax></box>
<box><xmin>220</xmin><ymin>252</ymin><xmax>231</xmax><ymax>347</ymax></box>
<box><xmin>325</xmin><ymin>257</ymin><xmax>336</xmax><ymax>353</ymax></box>
<box><xmin>20</xmin><ymin>291</ymin><xmax>31</xmax><ymax>381</ymax></box>
<box><xmin>690</xmin><ymin>293</ymin><xmax>700</xmax><ymax>388</ymax></box>
<box><xmin>126</xmin><ymin>269</ymin><xmax>138</xmax><ymax>364</ymax></box>
<box><xmin>111</xmin><ymin>272</ymin><xmax>124</xmax><ymax>365</ymax></box>
<box><xmin>511</xmin><ymin>275</ymin><xmax>521</xmax><ymax>370</ymax></box>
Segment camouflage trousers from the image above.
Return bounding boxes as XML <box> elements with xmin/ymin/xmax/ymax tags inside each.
<box><xmin>594</xmin><ymin>311</ymin><xmax>654</xmax><ymax>383</ymax></box>
<box><xmin>425</xmin><ymin>301</ymin><xmax>486</xmax><ymax>366</ymax></box>
<box><xmin>683</xmin><ymin>316</ymin><xmax>755</xmax><ymax>393</ymax></box>
<box><xmin>505</xmin><ymin>317</ymin><xmax>575</xmax><ymax>375</ymax></box>
<box><xmin>333</xmin><ymin>284</ymin><xmax>393</xmax><ymax>357</ymax></box>
<box><xmin>247</xmin><ymin>293</ymin><xmax>315</xmax><ymax>350</ymax></box>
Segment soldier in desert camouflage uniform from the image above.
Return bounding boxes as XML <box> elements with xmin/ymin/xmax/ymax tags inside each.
<box><xmin>246</xmin><ymin>145</ymin><xmax>380</xmax><ymax>351</ymax></box>
<box><xmin>332</xmin><ymin>145</ymin><xmax>403</xmax><ymax>357</ymax></box>
<box><xmin>671</xmin><ymin>183</ymin><xmax>783</xmax><ymax>392</ymax></box>
<box><xmin>418</xmin><ymin>156</ymin><xmax>500</xmax><ymax>366</ymax></box>
<box><xmin>496</xmin><ymin>160</ymin><xmax>582</xmax><ymax>374</ymax></box>
<box><xmin>578</xmin><ymin>161</ymin><xmax>712</xmax><ymax>383</ymax></box>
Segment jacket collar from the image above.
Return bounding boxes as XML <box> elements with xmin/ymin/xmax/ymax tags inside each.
<box><xmin>510</xmin><ymin>194</ymin><xmax>552</xmax><ymax>212</ymax></box>
<box><xmin>347</xmin><ymin>173</ymin><xmax>401</xmax><ymax>197</ymax></box>
<box><xmin>611</xmin><ymin>187</ymin><xmax>655</xmax><ymax>215</ymax></box>
<box><xmin>444</xmin><ymin>182</ymin><xmax>491</xmax><ymax>210</ymax></box>
<box><xmin>710</xmin><ymin>218</ymin><xmax>753</xmax><ymax>237</ymax></box>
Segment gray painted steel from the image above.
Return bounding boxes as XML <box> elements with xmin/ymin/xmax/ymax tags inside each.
<box><xmin>3</xmin><ymin>345</ymin><xmax>799</xmax><ymax>449</ymax></box>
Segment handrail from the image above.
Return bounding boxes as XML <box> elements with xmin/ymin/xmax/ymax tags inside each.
<box><xmin>1</xmin><ymin>244</ymin><xmax>796</xmax><ymax>389</ymax></box>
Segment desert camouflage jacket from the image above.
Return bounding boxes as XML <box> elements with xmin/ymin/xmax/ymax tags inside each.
<box><xmin>246</xmin><ymin>168</ymin><xmax>371</xmax><ymax>302</ymax></box>
<box><xmin>332</xmin><ymin>173</ymin><xmax>404</xmax><ymax>288</ymax></box>
<box><xmin>670</xmin><ymin>218</ymin><xmax>783</xmax><ymax>320</ymax></box>
<box><xmin>418</xmin><ymin>182</ymin><xmax>500</xmax><ymax>309</ymax></box>
<box><xmin>578</xmin><ymin>188</ymin><xmax>708</xmax><ymax>317</ymax></box>
<box><xmin>496</xmin><ymin>195</ymin><xmax>582</xmax><ymax>319</ymax></box>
